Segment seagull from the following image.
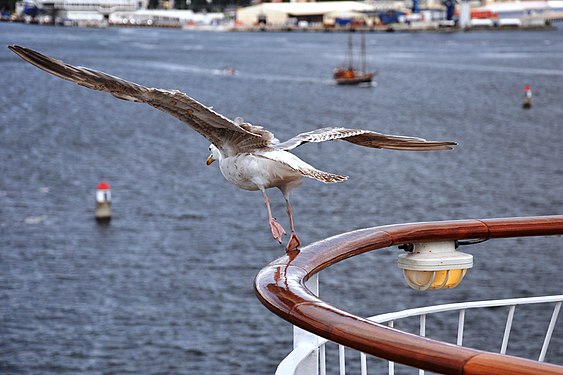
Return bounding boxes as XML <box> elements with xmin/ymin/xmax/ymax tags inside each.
<box><xmin>8</xmin><ymin>45</ymin><xmax>457</xmax><ymax>252</ymax></box>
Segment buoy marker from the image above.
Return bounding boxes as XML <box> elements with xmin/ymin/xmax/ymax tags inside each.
<box><xmin>95</xmin><ymin>181</ymin><xmax>112</xmax><ymax>223</ymax></box>
<box><xmin>522</xmin><ymin>85</ymin><xmax>532</xmax><ymax>109</ymax></box>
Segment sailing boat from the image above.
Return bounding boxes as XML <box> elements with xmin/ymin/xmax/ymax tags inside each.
<box><xmin>333</xmin><ymin>32</ymin><xmax>374</xmax><ymax>85</ymax></box>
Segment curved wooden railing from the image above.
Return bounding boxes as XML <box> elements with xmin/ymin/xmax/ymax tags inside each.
<box><xmin>254</xmin><ymin>215</ymin><xmax>563</xmax><ymax>374</ymax></box>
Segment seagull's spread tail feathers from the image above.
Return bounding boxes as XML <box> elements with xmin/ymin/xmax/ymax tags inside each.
<box><xmin>299</xmin><ymin>169</ymin><xmax>348</xmax><ymax>184</ymax></box>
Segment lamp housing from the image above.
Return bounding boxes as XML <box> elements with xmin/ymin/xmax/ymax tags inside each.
<box><xmin>397</xmin><ymin>241</ymin><xmax>473</xmax><ymax>291</ymax></box>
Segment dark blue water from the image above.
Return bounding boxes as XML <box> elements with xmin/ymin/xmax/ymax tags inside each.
<box><xmin>1</xmin><ymin>23</ymin><xmax>562</xmax><ymax>374</ymax></box>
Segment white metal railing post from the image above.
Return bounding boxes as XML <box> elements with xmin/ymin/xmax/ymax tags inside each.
<box><xmin>419</xmin><ymin>315</ymin><xmax>426</xmax><ymax>375</ymax></box>
<box><xmin>539</xmin><ymin>302</ymin><xmax>561</xmax><ymax>362</ymax></box>
<box><xmin>320</xmin><ymin>344</ymin><xmax>326</xmax><ymax>375</ymax></box>
<box><xmin>500</xmin><ymin>305</ymin><xmax>516</xmax><ymax>354</ymax></box>
<box><xmin>360</xmin><ymin>352</ymin><xmax>367</xmax><ymax>375</ymax></box>
<box><xmin>388</xmin><ymin>321</ymin><xmax>395</xmax><ymax>375</ymax></box>
<box><xmin>457</xmin><ymin>309</ymin><xmax>466</xmax><ymax>346</ymax></box>
<box><xmin>292</xmin><ymin>274</ymin><xmax>320</xmax><ymax>375</ymax></box>
<box><xmin>339</xmin><ymin>345</ymin><xmax>346</xmax><ymax>375</ymax></box>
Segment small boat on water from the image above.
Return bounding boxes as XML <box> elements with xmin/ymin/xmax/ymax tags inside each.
<box><xmin>333</xmin><ymin>32</ymin><xmax>375</xmax><ymax>85</ymax></box>
<box><xmin>222</xmin><ymin>67</ymin><xmax>237</xmax><ymax>75</ymax></box>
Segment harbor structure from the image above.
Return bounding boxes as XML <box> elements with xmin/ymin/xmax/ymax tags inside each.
<box><xmin>18</xmin><ymin>0</ymin><xmax>145</xmax><ymax>23</ymax></box>
<box><xmin>233</xmin><ymin>0</ymin><xmax>562</xmax><ymax>31</ymax></box>
<box><xmin>11</xmin><ymin>0</ymin><xmax>563</xmax><ymax>29</ymax></box>
<box><xmin>111</xmin><ymin>9</ymin><xmax>224</xmax><ymax>27</ymax></box>
<box><xmin>17</xmin><ymin>0</ymin><xmax>223</xmax><ymax>26</ymax></box>
<box><xmin>235</xmin><ymin>1</ymin><xmax>401</xmax><ymax>28</ymax></box>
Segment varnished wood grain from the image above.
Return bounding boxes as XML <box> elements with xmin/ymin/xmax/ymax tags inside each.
<box><xmin>464</xmin><ymin>353</ymin><xmax>563</xmax><ymax>375</ymax></box>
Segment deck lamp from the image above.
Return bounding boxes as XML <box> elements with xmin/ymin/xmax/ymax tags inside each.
<box><xmin>397</xmin><ymin>241</ymin><xmax>473</xmax><ymax>291</ymax></box>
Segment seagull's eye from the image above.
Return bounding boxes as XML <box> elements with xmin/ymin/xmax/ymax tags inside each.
<box><xmin>208</xmin><ymin>146</ymin><xmax>211</xmax><ymax>151</ymax></box>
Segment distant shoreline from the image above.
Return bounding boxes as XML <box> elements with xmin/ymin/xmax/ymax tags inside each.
<box><xmin>228</xmin><ymin>23</ymin><xmax>557</xmax><ymax>33</ymax></box>
<box><xmin>1</xmin><ymin>19</ymin><xmax>557</xmax><ymax>32</ymax></box>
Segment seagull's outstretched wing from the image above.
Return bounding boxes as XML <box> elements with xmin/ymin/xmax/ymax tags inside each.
<box><xmin>8</xmin><ymin>45</ymin><xmax>275</xmax><ymax>153</ymax></box>
<box><xmin>275</xmin><ymin>127</ymin><xmax>456</xmax><ymax>151</ymax></box>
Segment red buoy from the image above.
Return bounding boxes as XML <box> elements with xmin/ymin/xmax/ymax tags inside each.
<box><xmin>522</xmin><ymin>85</ymin><xmax>532</xmax><ymax>109</ymax></box>
<box><xmin>95</xmin><ymin>181</ymin><xmax>112</xmax><ymax>223</ymax></box>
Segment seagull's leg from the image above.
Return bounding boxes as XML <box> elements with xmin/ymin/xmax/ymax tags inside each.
<box><xmin>283</xmin><ymin>194</ymin><xmax>301</xmax><ymax>252</ymax></box>
<box><xmin>261</xmin><ymin>189</ymin><xmax>286</xmax><ymax>244</ymax></box>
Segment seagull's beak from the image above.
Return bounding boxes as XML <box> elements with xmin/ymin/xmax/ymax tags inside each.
<box><xmin>206</xmin><ymin>154</ymin><xmax>215</xmax><ymax>166</ymax></box>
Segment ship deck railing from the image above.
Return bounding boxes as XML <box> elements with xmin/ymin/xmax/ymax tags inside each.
<box><xmin>254</xmin><ymin>215</ymin><xmax>563</xmax><ymax>375</ymax></box>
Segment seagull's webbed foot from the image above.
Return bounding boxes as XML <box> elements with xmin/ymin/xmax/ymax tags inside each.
<box><xmin>262</xmin><ymin>189</ymin><xmax>286</xmax><ymax>245</ymax></box>
<box><xmin>269</xmin><ymin>218</ymin><xmax>286</xmax><ymax>244</ymax></box>
<box><xmin>282</xmin><ymin>193</ymin><xmax>300</xmax><ymax>252</ymax></box>
<box><xmin>286</xmin><ymin>233</ymin><xmax>301</xmax><ymax>252</ymax></box>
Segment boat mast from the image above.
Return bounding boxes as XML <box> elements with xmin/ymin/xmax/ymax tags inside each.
<box><xmin>360</xmin><ymin>32</ymin><xmax>366</xmax><ymax>74</ymax></box>
<box><xmin>348</xmin><ymin>32</ymin><xmax>354</xmax><ymax>70</ymax></box>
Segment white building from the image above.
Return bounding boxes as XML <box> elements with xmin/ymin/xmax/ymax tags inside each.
<box><xmin>110</xmin><ymin>9</ymin><xmax>225</xmax><ymax>26</ymax></box>
<box><xmin>236</xmin><ymin>1</ymin><xmax>381</xmax><ymax>26</ymax></box>
<box><xmin>477</xmin><ymin>0</ymin><xmax>563</xmax><ymax>17</ymax></box>
<box><xmin>21</xmin><ymin>0</ymin><xmax>147</xmax><ymax>23</ymax></box>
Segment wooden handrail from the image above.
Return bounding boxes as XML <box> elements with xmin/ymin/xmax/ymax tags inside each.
<box><xmin>254</xmin><ymin>216</ymin><xmax>563</xmax><ymax>374</ymax></box>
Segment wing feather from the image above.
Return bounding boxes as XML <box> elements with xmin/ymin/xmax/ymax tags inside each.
<box><xmin>276</xmin><ymin>127</ymin><xmax>456</xmax><ymax>151</ymax></box>
<box><xmin>8</xmin><ymin>45</ymin><xmax>274</xmax><ymax>154</ymax></box>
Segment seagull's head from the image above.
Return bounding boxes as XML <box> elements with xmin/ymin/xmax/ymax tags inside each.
<box><xmin>206</xmin><ymin>144</ymin><xmax>221</xmax><ymax>166</ymax></box>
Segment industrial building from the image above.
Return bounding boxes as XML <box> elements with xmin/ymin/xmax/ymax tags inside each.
<box><xmin>235</xmin><ymin>1</ymin><xmax>404</xmax><ymax>27</ymax></box>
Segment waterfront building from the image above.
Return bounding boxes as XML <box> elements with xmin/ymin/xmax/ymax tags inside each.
<box><xmin>16</xmin><ymin>0</ymin><xmax>226</xmax><ymax>26</ymax></box>
<box><xmin>18</xmin><ymin>0</ymin><xmax>147</xmax><ymax>23</ymax></box>
<box><xmin>235</xmin><ymin>1</ymin><xmax>403</xmax><ymax>27</ymax></box>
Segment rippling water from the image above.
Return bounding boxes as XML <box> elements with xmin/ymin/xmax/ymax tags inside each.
<box><xmin>1</xmin><ymin>23</ymin><xmax>562</xmax><ymax>374</ymax></box>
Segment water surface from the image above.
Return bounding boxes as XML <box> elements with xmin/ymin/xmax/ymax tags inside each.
<box><xmin>1</xmin><ymin>23</ymin><xmax>562</xmax><ymax>373</ymax></box>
